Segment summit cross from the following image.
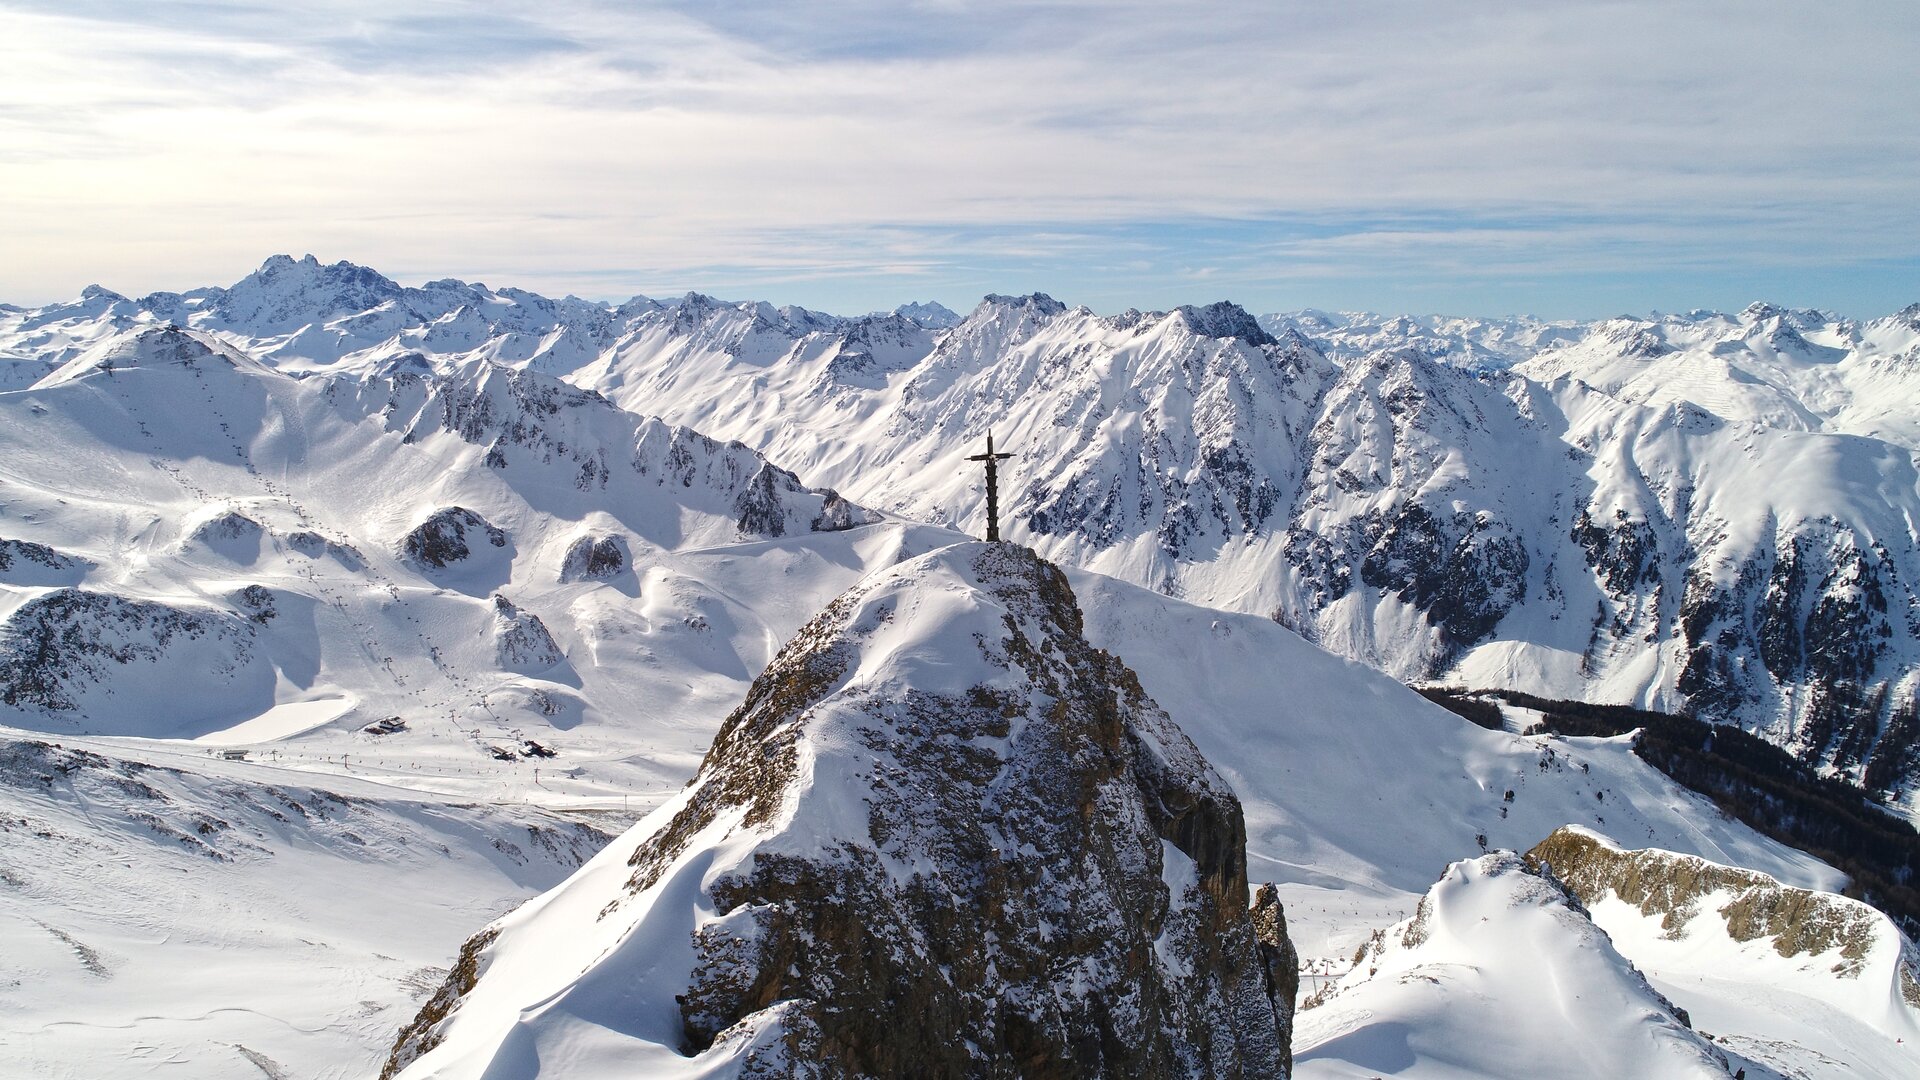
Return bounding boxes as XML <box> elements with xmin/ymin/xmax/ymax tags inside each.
<box><xmin>966</xmin><ymin>431</ymin><xmax>1014</xmax><ymax>542</ymax></box>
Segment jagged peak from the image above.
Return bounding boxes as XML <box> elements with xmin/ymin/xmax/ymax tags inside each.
<box><xmin>975</xmin><ymin>292</ymin><xmax>1068</xmax><ymax>318</ymax></box>
<box><xmin>243</xmin><ymin>253</ymin><xmax>397</xmax><ymax>289</ymax></box>
<box><xmin>1173</xmin><ymin>300</ymin><xmax>1277</xmax><ymax>346</ymax></box>
<box><xmin>614</xmin><ymin>294</ymin><xmax>661</xmax><ymax>317</ymax></box>
<box><xmin>889</xmin><ymin>299</ymin><xmax>962</xmax><ymax>328</ymax></box>
<box><xmin>386</xmin><ymin>539</ymin><xmax>1291</xmax><ymax>1078</ymax></box>
<box><xmin>212</xmin><ymin>254</ymin><xmax>405</xmax><ymax>331</ymax></box>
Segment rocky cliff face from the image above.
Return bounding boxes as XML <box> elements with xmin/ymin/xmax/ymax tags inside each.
<box><xmin>385</xmin><ymin>542</ymin><xmax>1295</xmax><ymax>1079</ymax></box>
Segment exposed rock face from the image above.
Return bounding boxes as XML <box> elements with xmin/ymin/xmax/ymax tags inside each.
<box><xmin>1527</xmin><ymin>826</ymin><xmax>1920</xmax><ymax>1008</ymax></box>
<box><xmin>558</xmin><ymin>533</ymin><xmax>627</xmax><ymax>582</ymax></box>
<box><xmin>490</xmin><ymin>594</ymin><xmax>563</xmax><ymax>673</ymax></box>
<box><xmin>400</xmin><ymin>507</ymin><xmax>506</xmax><ymax>569</ymax></box>
<box><xmin>386</xmin><ymin>543</ymin><xmax>1295</xmax><ymax>1079</ymax></box>
<box><xmin>0</xmin><ymin>589</ymin><xmax>256</xmax><ymax>711</ymax></box>
<box><xmin>186</xmin><ymin>510</ymin><xmax>264</xmax><ymax>545</ymax></box>
<box><xmin>184</xmin><ymin>508</ymin><xmax>266</xmax><ymax>561</ymax></box>
<box><xmin>0</xmin><ymin>538</ymin><xmax>78</xmax><ymax>574</ymax></box>
<box><xmin>0</xmin><ymin>539</ymin><xmax>86</xmax><ymax>585</ymax></box>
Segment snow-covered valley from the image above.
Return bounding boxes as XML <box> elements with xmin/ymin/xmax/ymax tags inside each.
<box><xmin>3</xmin><ymin>259</ymin><xmax>1918</xmax><ymax>1077</ymax></box>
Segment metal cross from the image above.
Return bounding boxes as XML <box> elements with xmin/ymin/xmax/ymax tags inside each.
<box><xmin>966</xmin><ymin>431</ymin><xmax>1014</xmax><ymax>542</ymax></box>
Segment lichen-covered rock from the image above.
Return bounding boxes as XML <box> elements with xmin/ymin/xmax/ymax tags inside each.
<box><xmin>400</xmin><ymin>507</ymin><xmax>506</xmax><ymax>569</ymax></box>
<box><xmin>1526</xmin><ymin>826</ymin><xmax>1920</xmax><ymax>1008</ymax></box>
<box><xmin>386</xmin><ymin>542</ymin><xmax>1295</xmax><ymax>1079</ymax></box>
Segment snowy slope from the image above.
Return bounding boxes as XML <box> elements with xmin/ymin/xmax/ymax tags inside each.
<box><xmin>381</xmin><ymin>541</ymin><xmax>1906</xmax><ymax>1078</ymax></box>
<box><xmin>0</xmin><ymin>323</ymin><xmax>937</xmax><ymax>831</ymax></box>
<box><xmin>4</xmin><ymin>260</ymin><xmax>1920</xmax><ymax>1073</ymax></box>
<box><xmin>1070</xmin><ymin>567</ymin><xmax>1844</xmax><ymax>959</ymax></box>
<box><xmin>1530</xmin><ymin>825</ymin><xmax>1920</xmax><ymax>1079</ymax></box>
<box><xmin>1518</xmin><ymin>303</ymin><xmax>1920</xmax><ymax>449</ymax></box>
<box><xmin>0</xmin><ymin>736</ymin><xmax>613</xmax><ymax>1080</ymax></box>
<box><xmin>1294</xmin><ymin>852</ymin><xmax>1731</xmax><ymax>1080</ymax></box>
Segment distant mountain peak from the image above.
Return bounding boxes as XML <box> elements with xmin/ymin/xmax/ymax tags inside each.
<box><xmin>889</xmin><ymin>299</ymin><xmax>962</xmax><ymax>328</ymax></box>
<box><xmin>978</xmin><ymin>291</ymin><xmax>1067</xmax><ymax>317</ymax></box>
<box><xmin>1175</xmin><ymin>300</ymin><xmax>1276</xmax><ymax>346</ymax></box>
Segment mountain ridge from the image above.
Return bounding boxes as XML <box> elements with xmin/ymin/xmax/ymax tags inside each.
<box><xmin>8</xmin><ymin>258</ymin><xmax>1920</xmax><ymax>809</ymax></box>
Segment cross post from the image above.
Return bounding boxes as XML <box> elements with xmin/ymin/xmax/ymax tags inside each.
<box><xmin>966</xmin><ymin>431</ymin><xmax>1014</xmax><ymax>542</ymax></box>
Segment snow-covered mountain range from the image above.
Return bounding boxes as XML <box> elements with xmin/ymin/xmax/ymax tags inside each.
<box><xmin>14</xmin><ymin>256</ymin><xmax>1912</xmax><ymax>801</ymax></box>
<box><xmin>5</xmin><ymin>256</ymin><xmax>1919</xmax><ymax>1077</ymax></box>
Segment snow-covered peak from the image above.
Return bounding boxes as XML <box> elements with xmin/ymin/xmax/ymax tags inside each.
<box><xmin>973</xmin><ymin>291</ymin><xmax>1068</xmax><ymax>319</ymax></box>
<box><xmin>212</xmin><ymin>254</ymin><xmax>404</xmax><ymax>333</ymax></box>
<box><xmin>35</xmin><ymin>324</ymin><xmax>265</xmax><ymax>388</ymax></box>
<box><xmin>1262</xmin><ymin>309</ymin><xmax>1588</xmax><ymax>369</ymax></box>
<box><xmin>1174</xmin><ymin>300</ymin><xmax>1276</xmax><ymax>346</ymax></box>
<box><xmin>385</xmin><ymin>541</ymin><xmax>1295</xmax><ymax>1078</ymax></box>
<box><xmin>888</xmin><ymin>299</ymin><xmax>962</xmax><ymax>328</ymax></box>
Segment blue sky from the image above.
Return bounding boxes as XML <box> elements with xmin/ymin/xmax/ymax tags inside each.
<box><xmin>3</xmin><ymin>1</ymin><xmax>1917</xmax><ymax>318</ymax></box>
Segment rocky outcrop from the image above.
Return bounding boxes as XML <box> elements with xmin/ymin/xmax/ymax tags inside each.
<box><xmin>0</xmin><ymin>539</ymin><xmax>86</xmax><ymax>585</ymax></box>
<box><xmin>0</xmin><ymin>590</ymin><xmax>257</xmax><ymax>711</ymax></box>
<box><xmin>1297</xmin><ymin>851</ymin><xmax>1729</xmax><ymax>1079</ymax></box>
<box><xmin>1527</xmin><ymin>826</ymin><xmax>1920</xmax><ymax>1008</ymax></box>
<box><xmin>557</xmin><ymin>533</ymin><xmax>627</xmax><ymax>582</ymax></box>
<box><xmin>489</xmin><ymin>594</ymin><xmax>563</xmax><ymax>673</ymax></box>
<box><xmin>386</xmin><ymin>542</ymin><xmax>1295</xmax><ymax>1078</ymax></box>
<box><xmin>184</xmin><ymin>508</ymin><xmax>266</xmax><ymax>561</ymax></box>
<box><xmin>400</xmin><ymin>507</ymin><xmax>506</xmax><ymax>569</ymax></box>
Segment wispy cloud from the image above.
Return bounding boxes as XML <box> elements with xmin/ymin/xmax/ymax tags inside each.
<box><xmin>2</xmin><ymin>1</ymin><xmax>1916</xmax><ymax>316</ymax></box>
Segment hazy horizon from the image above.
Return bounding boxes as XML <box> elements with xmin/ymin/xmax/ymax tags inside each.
<box><xmin>5</xmin><ymin>2</ymin><xmax>1917</xmax><ymax>318</ymax></box>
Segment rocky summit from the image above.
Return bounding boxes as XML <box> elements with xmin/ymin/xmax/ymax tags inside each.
<box><xmin>384</xmin><ymin>542</ymin><xmax>1296</xmax><ymax>1079</ymax></box>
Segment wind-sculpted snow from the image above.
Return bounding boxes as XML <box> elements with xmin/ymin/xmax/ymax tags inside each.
<box><xmin>386</xmin><ymin>543</ymin><xmax>1296</xmax><ymax>1079</ymax></box>
<box><xmin>1525</xmin><ymin>826</ymin><xmax>1920</xmax><ymax>1077</ymax></box>
<box><xmin>1295</xmin><ymin>852</ymin><xmax>1733</xmax><ymax>1080</ymax></box>
<box><xmin>0</xmin><ymin>737</ymin><xmax>616</xmax><ymax>1079</ymax></box>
